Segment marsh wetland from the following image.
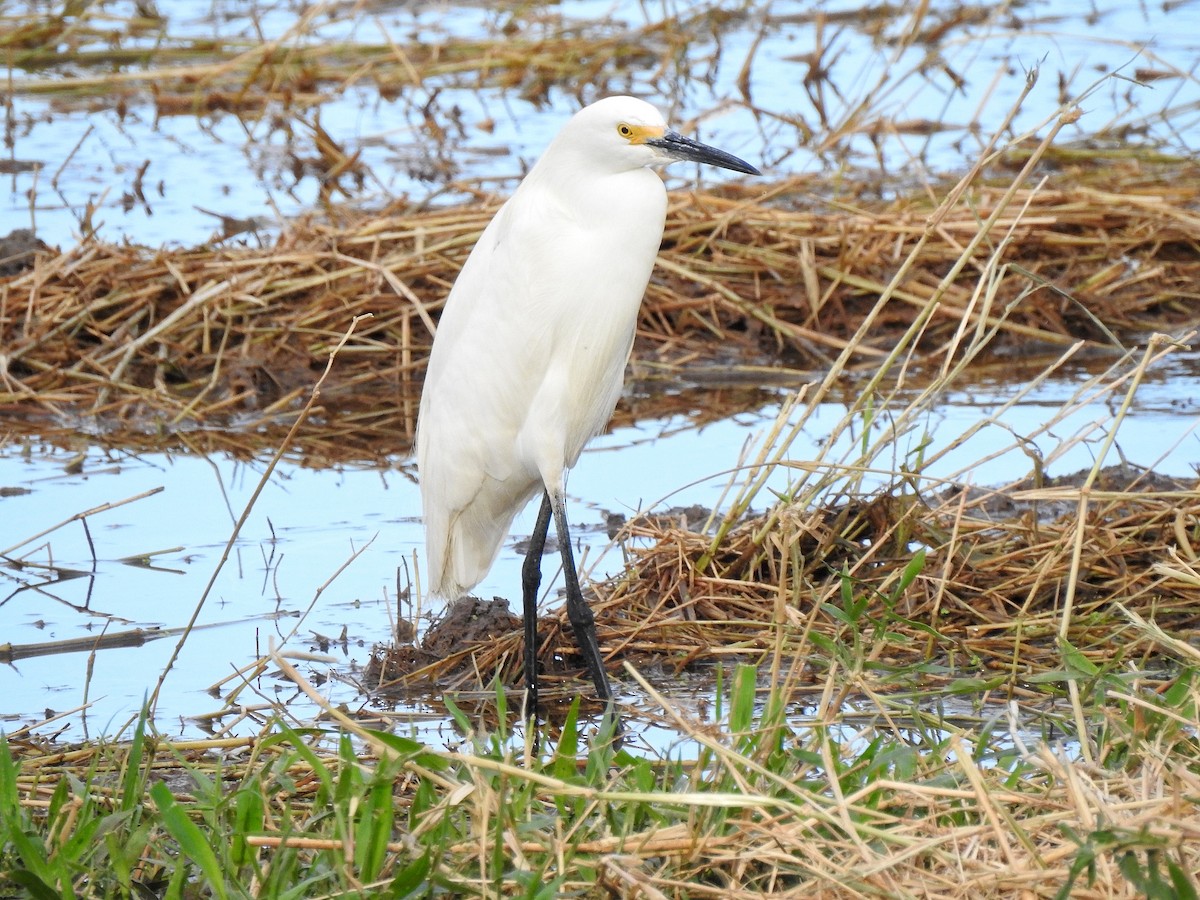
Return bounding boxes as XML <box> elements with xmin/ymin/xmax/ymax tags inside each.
<box><xmin>3</xmin><ymin>0</ymin><xmax>1200</xmax><ymax>895</ymax></box>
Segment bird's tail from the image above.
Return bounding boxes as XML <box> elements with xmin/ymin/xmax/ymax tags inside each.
<box><xmin>424</xmin><ymin>482</ymin><xmax>539</xmax><ymax>599</ymax></box>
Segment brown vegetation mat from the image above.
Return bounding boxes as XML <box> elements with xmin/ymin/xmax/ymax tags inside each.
<box><xmin>3</xmin><ymin>158</ymin><xmax>1199</xmax><ymax>465</ymax></box>
<box><xmin>372</xmin><ymin>463</ymin><xmax>1200</xmax><ymax>701</ymax></box>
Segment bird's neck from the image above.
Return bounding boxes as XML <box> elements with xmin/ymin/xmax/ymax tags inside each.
<box><xmin>523</xmin><ymin>157</ymin><xmax>662</xmax><ymax>226</ymax></box>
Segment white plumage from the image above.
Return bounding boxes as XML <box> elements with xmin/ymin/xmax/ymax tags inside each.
<box><xmin>416</xmin><ymin>96</ymin><xmax>759</xmax><ymax>706</ymax></box>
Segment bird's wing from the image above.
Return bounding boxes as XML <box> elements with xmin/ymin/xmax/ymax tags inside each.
<box><xmin>417</xmin><ymin>201</ymin><xmax>548</xmax><ymax>596</ymax></box>
<box><xmin>417</xmin><ymin>169</ymin><xmax>666</xmax><ymax>597</ymax></box>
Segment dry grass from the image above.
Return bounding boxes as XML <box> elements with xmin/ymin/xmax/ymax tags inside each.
<box><xmin>381</xmin><ymin>461</ymin><xmax>1200</xmax><ymax>700</ymax></box>
<box><xmin>7</xmin><ymin>650</ymin><xmax>1199</xmax><ymax>898</ymax></box>
<box><xmin>2</xmin><ymin>157</ymin><xmax>1198</xmax><ymax>465</ymax></box>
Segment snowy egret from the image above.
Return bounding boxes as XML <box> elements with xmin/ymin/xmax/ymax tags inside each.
<box><xmin>417</xmin><ymin>96</ymin><xmax>760</xmax><ymax>715</ymax></box>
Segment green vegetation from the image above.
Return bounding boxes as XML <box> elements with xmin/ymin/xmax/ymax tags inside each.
<box><xmin>4</xmin><ymin>655</ymin><xmax>1199</xmax><ymax>896</ymax></box>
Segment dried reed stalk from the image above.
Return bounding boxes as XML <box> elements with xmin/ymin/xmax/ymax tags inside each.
<box><xmin>2</xmin><ymin>160</ymin><xmax>1197</xmax><ymax>465</ymax></box>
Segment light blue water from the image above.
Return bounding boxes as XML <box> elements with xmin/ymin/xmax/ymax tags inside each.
<box><xmin>4</xmin><ymin>0</ymin><xmax>1197</xmax><ymax>247</ymax></box>
<box><xmin>2</xmin><ymin>346</ymin><xmax>1198</xmax><ymax>740</ymax></box>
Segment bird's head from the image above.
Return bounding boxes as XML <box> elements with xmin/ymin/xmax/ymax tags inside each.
<box><xmin>556</xmin><ymin>96</ymin><xmax>761</xmax><ymax>178</ymax></box>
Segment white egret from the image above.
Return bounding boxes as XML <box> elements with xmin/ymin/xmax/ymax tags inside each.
<box><xmin>417</xmin><ymin>96</ymin><xmax>760</xmax><ymax>714</ymax></box>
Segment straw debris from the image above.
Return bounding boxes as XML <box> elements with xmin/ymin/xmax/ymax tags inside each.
<box><xmin>378</xmin><ymin>462</ymin><xmax>1200</xmax><ymax>698</ymax></box>
<box><xmin>2</xmin><ymin>160</ymin><xmax>1199</xmax><ymax>464</ymax></box>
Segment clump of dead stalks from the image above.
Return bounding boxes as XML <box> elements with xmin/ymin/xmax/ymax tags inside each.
<box><xmin>2</xmin><ymin>155</ymin><xmax>1199</xmax><ymax>464</ymax></box>
<box><xmin>379</xmin><ymin>462</ymin><xmax>1200</xmax><ymax>704</ymax></box>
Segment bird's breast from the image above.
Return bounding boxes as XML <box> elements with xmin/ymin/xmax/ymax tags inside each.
<box><xmin>508</xmin><ymin>171</ymin><xmax>667</xmax><ymax>472</ymax></box>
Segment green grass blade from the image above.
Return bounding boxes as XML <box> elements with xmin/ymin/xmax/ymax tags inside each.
<box><xmin>119</xmin><ymin>704</ymin><xmax>150</xmax><ymax>813</ymax></box>
<box><xmin>150</xmin><ymin>780</ymin><xmax>230</xmax><ymax>900</ymax></box>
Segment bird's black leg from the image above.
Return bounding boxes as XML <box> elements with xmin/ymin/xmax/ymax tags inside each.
<box><xmin>521</xmin><ymin>492</ymin><xmax>554</xmax><ymax>718</ymax></box>
<box><xmin>550</xmin><ymin>492</ymin><xmax>615</xmax><ymax>705</ymax></box>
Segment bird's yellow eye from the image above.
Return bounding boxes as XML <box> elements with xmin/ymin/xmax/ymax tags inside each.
<box><xmin>617</xmin><ymin>123</ymin><xmax>634</xmax><ymax>139</ymax></box>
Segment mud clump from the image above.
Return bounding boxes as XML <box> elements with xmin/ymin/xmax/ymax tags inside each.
<box><xmin>0</xmin><ymin>229</ymin><xmax>49</xmax><ymax>275</ymax></box>
<box><xmin>365</xmin><ymin>596</ymin><xmax>522</xmax><ymax>687</ymax></box>
<box><xmin>421</xmin><ymin>596</ymin><xmax>522</xmax><ymax>657</ymax></box>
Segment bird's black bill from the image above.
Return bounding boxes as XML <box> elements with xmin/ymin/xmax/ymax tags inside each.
<box><xmin>648</xmin><ymin>131</ymin><xmax>761</xmax><ymax>176</ymax></box>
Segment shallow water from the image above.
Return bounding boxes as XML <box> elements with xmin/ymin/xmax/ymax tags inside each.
<box><xmin>4</xmin><ymin>0</ymin><xmax>1198</xmax><ymax>247</ymax></box>
<box><xmin>3</xmin><ymin>347</ymin><xmax>1198</xmax><ymax>741</ymax></box>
